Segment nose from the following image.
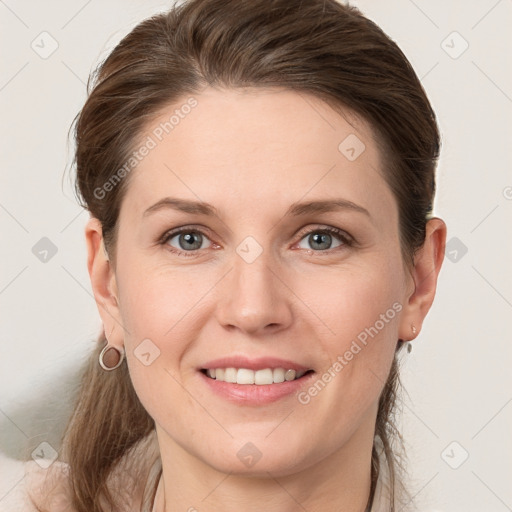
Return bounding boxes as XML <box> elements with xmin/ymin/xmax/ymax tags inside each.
<box><xmin>215</xmin><ymin>246</ymin><xmax>294</xmax><ymax>336</ymax></box>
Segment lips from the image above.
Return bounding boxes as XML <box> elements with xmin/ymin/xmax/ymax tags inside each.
<box><xmin>198</xmin><ymin>356</ymin><xmax>315</xmax><ymax>404</ymax></box>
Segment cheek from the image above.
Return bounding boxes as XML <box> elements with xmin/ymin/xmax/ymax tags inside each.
<box><xmin>113</xmin><ymin>258</ymin><xmax>216</xmax><ymax>409</ymax></box>
<box><xmin>296</xmin><ymin>254</ymin><xmax>405</xmax><ymax>348</ymax></box>
<box><xmin>116</xmin><ymin>267</ymin><xmax>197</xmax><ymax>427</ymax></box>
<box><xmin>115</xmin><ymin>256</ymin><xmax>204</xmax><ymax>339</ymax></box>
<box><xmin>294</xmin><ymin>251</ymin><xmax>405</xmax><ymax>411</ymax></box>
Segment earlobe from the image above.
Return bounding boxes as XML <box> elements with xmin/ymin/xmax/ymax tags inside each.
<box><xmin>398</xmin><ymin>217</ymin><xmax>447</xmax><ymax>341</ymax></box>
<box><xmin>85</xmin><ymin>217</ymin><xmax>122</xmax><ymax>337</ymax></box>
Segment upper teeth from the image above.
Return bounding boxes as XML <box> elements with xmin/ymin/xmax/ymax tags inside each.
<box><xmin>206</xmin><ymin>368</ymin><xmax>306</xmax><ymax>385</ymax></box>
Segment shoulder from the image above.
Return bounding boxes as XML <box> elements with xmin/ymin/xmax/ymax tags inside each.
<box><xmin>0</xmin><ymin>452</ymin><xmax>75</xmax><ymax>512</ymax></box>
<box><xmin>0</xmin><ymin>453</ymin><xmax>30</xmax><ymax>511</ymax></box>
<box><xmin>0</xmin><ymin>433</ymin><xmax>159</xmax><ymax>512</ymax></box>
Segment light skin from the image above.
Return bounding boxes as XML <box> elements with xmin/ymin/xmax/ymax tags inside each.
<box><xmin>86</xmin><ymin>87</ymin><xmax>446</xmax><ymax>512</ymax></box>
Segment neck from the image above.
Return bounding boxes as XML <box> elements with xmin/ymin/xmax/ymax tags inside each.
<box><xmin>154</xmin><ymin>422</ymin><xmax>376</xmax><ymax>512</ymax></box>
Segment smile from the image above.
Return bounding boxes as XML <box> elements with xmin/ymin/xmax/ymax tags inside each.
<box><xmin>201</xmin><ymin>367</ymin><xmax>312</xmax><ymax>385</ymax></box>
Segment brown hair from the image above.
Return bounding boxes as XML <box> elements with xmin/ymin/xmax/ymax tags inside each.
<box><xmin>31</xmin><ymin>0</ymin><xmax>440</xmax><ymax>510</ymax></box>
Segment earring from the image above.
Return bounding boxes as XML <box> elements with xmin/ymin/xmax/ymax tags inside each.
<box><xmin>99</xmin><ymin>343</ymin><xmax>125</xmax><ymax>371</ymax></box>
<box><xmin>407</xmin><ymin>324</ymin><xmax>417</xmax><ymax>353</ymax></box>
<box><xmin>99</xmin><ymin>326</ymin><xmax>125</xmax><ymax>371</ymax></box>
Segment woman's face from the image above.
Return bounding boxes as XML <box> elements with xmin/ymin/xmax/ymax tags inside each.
<box><xmin>92</xmin><ymin>87</ymin><xmax>428</xmax><ymax>476</ymax></box>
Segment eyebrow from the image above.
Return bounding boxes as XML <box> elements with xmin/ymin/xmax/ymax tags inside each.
<box><xmin>143</xmin><ymin>197</ymin><xmax>370</xmax><ymax>218</ymax></box>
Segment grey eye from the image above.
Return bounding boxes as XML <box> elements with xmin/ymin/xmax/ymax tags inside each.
<box><xmin>167</xmin><ymin>231</ymin><xmax>210</xmax><ymax>251</ymax></box>
<box><xmin>297</xmin><ymin>231</ymin><xmax>343</xmax><ymax>251</ymax></box>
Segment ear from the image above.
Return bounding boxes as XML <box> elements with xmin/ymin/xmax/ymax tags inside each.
<box><xmin>85</xmin><ymin>217</ymin><xmax>124</xmax><ymax>348</ymax></box>
<box><xmin>398</xmin><ymin>217</ymin><xmax>447</xmax><ymax>342</ymax></box>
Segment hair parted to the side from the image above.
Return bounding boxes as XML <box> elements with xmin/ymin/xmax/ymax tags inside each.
<box><xmin>30</xmin><ymin>0</ymin><xmax>440</xmax><ymax>510</ymax></box>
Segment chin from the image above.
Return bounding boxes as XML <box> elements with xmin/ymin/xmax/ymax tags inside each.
<box><xmin>207</xmin><ymin>452</ymin><xmax>309</xmax><ymax>478</ymax></box>
<box><xmin>195</xmin><ymin>435</ymin><xmax>317</xmax><ymax>478</ymax></box>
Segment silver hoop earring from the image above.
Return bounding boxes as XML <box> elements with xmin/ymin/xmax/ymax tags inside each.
<box><xmin>99</xmin><ymin>343</ymin><xmax>125</xmax><ymax>371</ymax></box>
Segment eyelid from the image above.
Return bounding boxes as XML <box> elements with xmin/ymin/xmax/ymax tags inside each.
<box><xmin>294</xmin><ymin>224</ymin><xmax>354</xmax><ymax>246</ymax></box>
<box><xmin>158</xmin><ymin>224</ymin><xmax>213</xmax><ymax>244</ymax></box>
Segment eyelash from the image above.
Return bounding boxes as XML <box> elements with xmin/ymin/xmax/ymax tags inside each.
<box><xmin>158</xmin><ymin>225</ymin><xmax>354</xmax><ymax>258</ymax></box>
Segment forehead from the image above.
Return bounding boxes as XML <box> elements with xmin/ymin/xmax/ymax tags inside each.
<box><xmin>119</xmin><ymin>87</ymin><xmax>397</xmax><ymax>227</ymax></box>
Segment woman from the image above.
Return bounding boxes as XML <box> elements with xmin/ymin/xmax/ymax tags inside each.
<box><xmin>17</xmin><ymin>0</ymin><xmax>446</xmax><ymax>510</ymax></box>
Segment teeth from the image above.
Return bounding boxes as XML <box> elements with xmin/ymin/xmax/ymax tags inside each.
<box><xmin>273</xmin><ymin>368</ymin><xmax>285</xmax><ymax>383</ymax></box>
<box><xmin>237</xmin><ymin>368</ymin><xmax>255</xmax><ymax>385</ymax></box>
<box><xmin>224</xmin><ymin>367</ymin><xmax>237</xmax><ymax>383</ymax></box>
<box><xmin>204</xmin><ymin>367</ymin><xmax>308</xmax><ymax>385</ymax></box>
<box><xmin>285</xmin><ymin>369</ymin><xmax>296</xmax><ymax>381</ymax></box>
<box><xmin>255</xmin><ymin>368</ymin><xmax>273</xmax><ymax>385</ymax></box>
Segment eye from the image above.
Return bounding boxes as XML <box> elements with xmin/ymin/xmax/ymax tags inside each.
<box><xmin>160</xmin><ymin>227</ymin><xmax>212</xmax><ymax>257</ymax></box>
<box><xmin>296</xmin><ymin>226</ymin><xmax>353</xmax><ymax>252</ymax></box>
<box><xmin>159</xmin><ymin>225</ymin><xmax>353</xmax><ymax>258</ymax></box>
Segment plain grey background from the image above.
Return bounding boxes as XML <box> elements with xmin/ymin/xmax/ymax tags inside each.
<box><xmin>1</xmin><ymin>1</ymin><xmax>511</xmax><ymax>510</ymax></box>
